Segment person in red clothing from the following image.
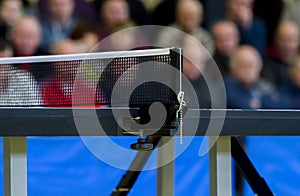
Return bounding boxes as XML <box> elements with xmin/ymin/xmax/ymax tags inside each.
<box><xmin>41</xmin><ymin>73</ymin><xmax>98</xmax><ymax>106</ymax></box>
<box><xmin>41</xmin><ymin>41</ymin><xmax>102</xmax><ymax>107</ymax></box>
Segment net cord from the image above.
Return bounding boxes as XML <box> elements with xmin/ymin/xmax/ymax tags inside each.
<box><xmin>0</xmin><ymin>48</ymin><xmax>172</xmax><ymax>64</ymax></box>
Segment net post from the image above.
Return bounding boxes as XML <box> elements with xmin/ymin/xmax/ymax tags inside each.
<box><xmin>4</xmin><ymin>137</ymin><xmax>27</xmax><ymax>196</ymax></box>
<box><xmin>170</xmin><ymin>47</ymin><xmax>183</xmax><ymax>94</ymax></box>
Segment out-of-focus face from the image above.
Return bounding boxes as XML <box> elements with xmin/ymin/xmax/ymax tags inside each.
<box><xmin>0</xmin><ymin>0</ymin><xmax>22</xmax><ymax>26</ymax></box>
<box><xmin>231</xmin><ymin>46</ymin><xmax>261</xmax><ymax>85</ymax></box>
<box><xmin>227</xmin><ymin>0</ymin><xmax>253</xmax><ymax>27</ymax></box>
<box><xmin>11</xmin><ymin>17</ymin><xmax>41</xmax><ymax>55</ymax></box>
<box><xmin>102</xmin><ymin>0</ymin><xmax>129</xmax><ymax>28</ymax></box>
<box><xmin>275</xmin><ymin>22</ymin><xmax>300</xmax><ymax>58</ymax></box>
<box><xmin>177</xmin><ymin>0</ymin><xmax>202</xmax><ymax>33</ymax></box>
<box><xmin>48</xmin><ymin>0</ymin><xmax>74</xmax><ymax>23</ymax></box>
<box><xmin>212</xmin><ymin>21</ymin><xmax>239</xmax><ymax>56</ymax></box>
<box><xmin>227</xmin><ymin>0</ymin><xmax>252</xmax><ymax>15</ymax></box>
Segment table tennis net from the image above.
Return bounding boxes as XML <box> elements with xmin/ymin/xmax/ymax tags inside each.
<box><xmin>0</xmin><ymin>48</ymin><xmax>181</xmax><ymax>107</ymax></box>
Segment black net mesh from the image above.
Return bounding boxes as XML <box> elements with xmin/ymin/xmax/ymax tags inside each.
<box><xmin>0</xmin><ymin>48</ymin><xmax>181</xmax><ymax>107</ymax></box>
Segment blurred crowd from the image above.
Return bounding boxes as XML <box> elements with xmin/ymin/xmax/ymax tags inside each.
<box><xmin>0</xmin><ymin>0</ymin><xmax>300</xmax><ymax>110</ymax></box>
<box><xmin>0</xmin><ymin>0</ymin><xmax>298</xmax><ymax>194</ymax></box>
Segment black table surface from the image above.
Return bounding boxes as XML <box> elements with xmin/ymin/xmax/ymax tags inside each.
<box><xmin>0</xmin><ymin>108</ymin><xmax>300</xmax><ymax>136</ymax></box>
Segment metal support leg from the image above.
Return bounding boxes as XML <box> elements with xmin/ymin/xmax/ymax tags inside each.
<box><xmin>209</xmin><ymin>136</ymin><xmax>232</xmax><ymax>196</ymax></box>
<box><xmin>4</xmin><ymin>137</ymin><xmax>27</xmax><ymax>196</ymax></box>
<box><xmin>111</xmin><ymin>137</ymin><xmax>161</xmax><ymax>196</ymax></box>
<box><xmin>157</xmin><ymin>137</ymin><xmax>174</xmax><ymax>196</ymax></box>
<box><xmin>231</xmin><ymin>137</ymin><xmax>273</xmax><ymax>195</ymax></box>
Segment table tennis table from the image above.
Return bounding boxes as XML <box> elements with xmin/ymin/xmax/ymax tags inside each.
<box><xmin>0</xmin><ymin>46</ymin><xmax>297</xmax><ymax>195</ymax></box>
<box><xmin>2</xmin><ymin>107</ymin><xmax>300</xmax><ymax>196</ymax></box>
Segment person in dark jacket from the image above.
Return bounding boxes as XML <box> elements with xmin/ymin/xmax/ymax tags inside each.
<box><xmin>225</xmin><ymin>45</ymin><xmax>286</xmax><ymax>109</ymax></box>
<box><xmin>279</xmin><ymin>56</ymin><xmax>300</xmax><ymax>109</ymax></box>
<box><xmin>225</xmin><ymin>45</ymin><xmax>289</xmax><ymax>196</ymax></box>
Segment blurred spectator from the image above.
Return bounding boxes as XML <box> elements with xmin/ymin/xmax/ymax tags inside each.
<box><xmin>51</xmin><ymin>23</ymin><xmax>99</xmax><ymax>54</ymax></box>
<box><xmin>263</xmin><ymin>21</ymin><xmax>300</xmax><ymax>87</ymax></box>
<box><xmin>97</xmin><ymin>19</ymin><xmax>149</xmax><ymax>51</ymax></box>
<box><xmin>202</xmin><ymin>0</ymin><xmax>282</xmax><ymax>47</ymax></box>
<box><xmin>11</xmin><ymin>16</ymin><xmax>44</xmax><ymax>57</ymax></box>
<box><xmin>272</xmin><ymin>21</ymin><xmax>299</xmax><ymax>63</ymax></box>
<box><xmin>40</xmin><ymin>0</ymin><xmax>75</xmax><ymax>52</ymax></box>
<box><xmin>95</xmin><ymin>0</ymin><xmax>149</xmax><ymax>25</ymax></box>
<box><xmin>154</xmin><ymin>0</ymin><xmax>215</xmax><ymax>108</ymax></box>
<box><xmin>224</xmin><ymin>45</ymin><xmax>287</xmax><ymax>196</ymax></box>
<box><xmin>0</xmin><ymin>37</ymin><xmax>41</xmax><ymax>106</ymax></box>
<box><xmin>225</xmin><ymin>45</ymin><xmax>285</xmax><ymax>109</ymax></box>
<box><xmin>152</xmin><ymin>0</ymin><xmax>177</xmax><ymax>26</ymax></box>
<box><xmin>40</xmin><ymin>0</ymin><xmax>94</xmax><ymax>54</ymax></box>
<box><xmin>212</xmin><ymin>20</ymin><xmax>239</xmax><ymax>76</ymax></box>
<box><xmin>182</xmin><ymin>36</ymin><xmax>206</xmax><ymax>80</ymax></box>
<box><xmin>0</xmin><ymin>0</ymin><xmax>23</xmax><ymax>40</ymax></box>
<box><xmin>107</xmin><ymin>21</ymin><xmax>137</xmax><ymax>50</ymax></box>
<box><xmin>279</xmin><ymin>56</ymin><xmax>300</xmax><ymax>109</ymax></box>
<box><xmin>227</xmin><ymin>0</ymin><xmax>267</xmax><ymax>55</ymax></box>
<box><xmin>156</xmin><ymin>0</ymin><xmax>214</xmax><ymax>53</ymax></box>
<box><xmin>98</xmin><ymin>0</ymin><xmax>135</xmax><ymax>40</ymax></box>
<box><xmin>38</xmin><ymin>0</ymin><xmax>98</xmax><ymax>25</ymax></box>
<box><xmin>10</xmin><ymin>15</ymin><xmax>53</xmax><ymax>81</ymax></box>
<box><xmin>281</xmin><ymin>0</ymin><xmax>300</xmax><ymax>28</ymax></box>
<box><xmin>182</xmin><ymin>36</ymin><xmax>211</xmax><ymax>108</ymax></box>
<box><xmin>41</xmin><ymin>41</ymin><xmax>99</xmax><ymax>106</ymax></box>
